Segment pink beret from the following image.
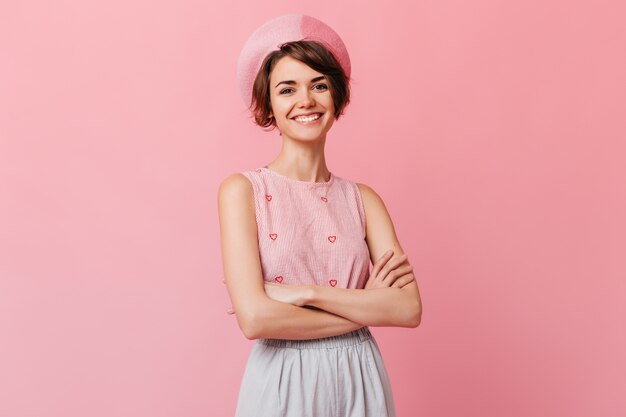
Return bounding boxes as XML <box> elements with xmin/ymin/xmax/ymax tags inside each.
<box><xmin>236</xmin><ymin>13</ymin><xmax>351</xmax><ymax>107</ymax></box>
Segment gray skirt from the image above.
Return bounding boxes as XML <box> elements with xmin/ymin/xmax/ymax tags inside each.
<box><xmin>234</xmin><ymin>327</ymin><xmax>396</xmax><ymax>417</ymax></box>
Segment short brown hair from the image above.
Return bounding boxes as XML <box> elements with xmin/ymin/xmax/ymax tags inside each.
<box><xmin>249</xmin><ymin>40</ymin><xmax>351</xmax><ymax>130</ymax></box>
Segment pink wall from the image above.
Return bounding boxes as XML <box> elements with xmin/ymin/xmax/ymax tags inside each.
<box><xmin>1</xmin><ymin>1</ymin><xmax>624</xmax><ymax>416</ymax></box>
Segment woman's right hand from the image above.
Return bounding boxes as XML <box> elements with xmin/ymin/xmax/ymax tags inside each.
<box><xmin>364</xmin><ymin>249</ymin><xmax>415</xmax><ymax>290</ymax></box>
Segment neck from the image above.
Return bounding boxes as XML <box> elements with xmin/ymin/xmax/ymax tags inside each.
<box><xmin>268</xmin><ymin>131</ymin><xmax>330</xmax><ymax>182</ymax></box>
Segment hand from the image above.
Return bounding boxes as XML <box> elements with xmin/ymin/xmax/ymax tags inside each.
<box><xmin>364</xmin><ymin>250</ymin><xmax>415</xmax><ymax>290</ymax></box>
<box><xmin>263</xmin><ymin>282</ymin><xmax>310</xmax><ymax>307</ymax></box>
<box><xmin>222</xmin><ymin>278</ymin><xmax>311</xmax><ymax>314</ymax></box>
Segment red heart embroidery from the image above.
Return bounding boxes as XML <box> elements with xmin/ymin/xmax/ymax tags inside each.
<box><xmin>265</xmin><ymin>194</ymin><xmax>272</xmax><ymax>201</ymax></box>
<box><xmin>255</xmin><ymin>168</ymin><xmax>262</xmax><ymax>172</ymax></box>
<box><xmin>274</xmin><ymin>276</ymin><xmax>283</xmax><ymax>283</ymax></box>
<box><xmin>328</xmin><ymin>235</ymin><xmax>336</xmax><ymax>243</ymax></box>
<box><xmin>329</xmin><ymin>279</ymin><xmax>337</xmax><ymax>287</ymax></box>
<box><xmin>321</xmin><ymin>196</ymin><xmax>328</xmax><ymax>202</ymax></box>
<box><xmin>269</xmin><ymin>233</ymin><xmax>278</xmax><ymax>240</ymax></box>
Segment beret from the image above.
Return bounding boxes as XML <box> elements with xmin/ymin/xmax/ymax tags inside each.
<box><xmin>236</xmin><ymin>13</ymin><xmax>351</xmax><ymax>107</ymax></box>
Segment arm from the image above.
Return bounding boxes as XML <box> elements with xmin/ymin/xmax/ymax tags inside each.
<box><xmin>304</xmin><ymin>286</ymin><xmax>419</xmax><ymax>328</ymax></box>
<box><xmin>302</xmin><ymin>183</ymin><xmax>422</xmax><ymax>327</ymax></box>
<box><xmin>218</xmin><ymin>173</ymin><xmax>365</xmax><ymax>340</ymax></box>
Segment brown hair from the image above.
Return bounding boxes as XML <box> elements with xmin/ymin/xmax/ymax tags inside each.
<box><xmin>249</xmin><ymin>40</ymin><xmax>351</xmax><ymax>130</ymax></box>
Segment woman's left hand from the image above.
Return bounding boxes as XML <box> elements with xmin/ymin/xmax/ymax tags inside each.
<box><xmin>264</xmin><ymin>282</ymin><xmax>310</xmax><ymax>307</ymax></box>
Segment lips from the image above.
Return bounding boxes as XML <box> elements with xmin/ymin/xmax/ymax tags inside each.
<box><xmin>292</xmin><ymin>112</ymin><xmax>322</xmax><ymax>119</ymax></box>
<box><xmin>292</xmin><ymin>113</ymin><xmax>322</xmax><ymax>125</ymax></box>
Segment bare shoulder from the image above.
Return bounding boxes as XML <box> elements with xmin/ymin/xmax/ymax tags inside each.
<box><xmin>217</xmin><ymin>172</ymin><xmax>255</xmax><ymax>222</ymax></box>
<box><xmin>218</xmin><ymin>172</ymin><xmax>253</xmax><ymax>200</ymax></box>
<box><xmin>355</xmin><ymin>181</ymin><xmax>399</xmax><ymax>259</ymax></box>
<box><xmin>355</xmin><ymin>182</ymin><xmax>389</xmax><ymax>217</ymax></box>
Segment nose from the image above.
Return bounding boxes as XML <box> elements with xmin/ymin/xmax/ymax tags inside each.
<box><xmin>296</xmin><ymin>88</ymin><xmax>316</xmax><ymax>107</ymax></box>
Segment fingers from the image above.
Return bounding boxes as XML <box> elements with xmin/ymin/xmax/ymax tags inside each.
<box><xmin>366</xmin><ymin>246</ymin><xmax>416</xmax><ymax>289</ymax></box>
<box><xmin>391</xmin><ymin>272</ymin><xmax>416</xmax><ymax>288</ymax></box>
<box><xmin>378</xmin><ymin>254</ymin><xmax>408</xmax><ymax>282</ymax></box>
<box><xmin>383</xmin><ymin>262</ymin><xmax>413</xmax><ymax>285</ymax></box>
<box><xmin>371</xmin><ymin>249</ymin><xmax>394</xmax><ymax>278</ymax></box>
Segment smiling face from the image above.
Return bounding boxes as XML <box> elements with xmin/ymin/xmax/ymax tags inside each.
<box><xmin>268</xmin><ymin>56</ymin><xmax>336</xmax><ymax>142</ymax></box>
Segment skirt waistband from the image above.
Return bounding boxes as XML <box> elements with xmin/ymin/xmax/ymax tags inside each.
<box><xmin>257</xmin><ymin>327</ymin><xmax>372</xmax><ymax>349</ymax></box>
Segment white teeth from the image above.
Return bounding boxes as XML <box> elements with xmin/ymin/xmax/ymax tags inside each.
<box><xmin>294</xmin><ymin>113</ymin><xmax>321</xmax><ymax>122</ymax></box>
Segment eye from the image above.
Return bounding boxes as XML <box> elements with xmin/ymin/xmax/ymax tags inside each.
<box><xmin>279</xmin><ymin>84</ymin><xmax>329</xmax><ymax>95</ymax></box>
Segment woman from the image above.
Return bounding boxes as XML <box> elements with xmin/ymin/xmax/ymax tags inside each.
<box><xmin>218</xmin><ymin>14</ymin><xmax>422</xmax><ymax>417</ymax></box>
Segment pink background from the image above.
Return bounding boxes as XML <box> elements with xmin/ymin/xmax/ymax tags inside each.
<box><xmin>1</xmin><ymin>1</ymin><xmax>625</xmax><ymax>416</ymax></box>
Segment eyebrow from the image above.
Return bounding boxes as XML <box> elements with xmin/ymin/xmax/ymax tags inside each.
<box><xmin>274</xmin><ymin>76</ymin><xmax>327</xmax><ymax>88</ymax></box>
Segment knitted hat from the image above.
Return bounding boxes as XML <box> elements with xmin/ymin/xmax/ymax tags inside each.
<box><xmin>236</xmin><ymin>13</ymin><xmax>351</xmax><ymax>107</ymax></box>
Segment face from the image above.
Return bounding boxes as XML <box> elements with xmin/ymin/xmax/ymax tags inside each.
<box><xmin>268</xmin><ymin>56</ymin><xmax>336</xmax><ymax>142</ymax></box>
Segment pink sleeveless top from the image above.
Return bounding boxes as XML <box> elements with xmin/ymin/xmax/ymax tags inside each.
<box><xmin>241</xmin><ymin>166</ymin><xmax>371</xmax><ymax>289</ymax></box>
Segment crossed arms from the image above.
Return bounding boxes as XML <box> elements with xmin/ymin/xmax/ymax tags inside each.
<box><xmin>218</xmin><ymin>173</ymin><xmax>422</xmax><ymax>340</ymax></box>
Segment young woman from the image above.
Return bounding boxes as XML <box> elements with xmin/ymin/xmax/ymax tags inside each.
<box><xmin>218</xmin><ymin>14</ymin><xmax>422</xmax><ymax>417</ymax></box>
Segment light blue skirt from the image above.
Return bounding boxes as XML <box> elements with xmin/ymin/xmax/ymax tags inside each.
<box><xmin>234</xmin><ymin>327</ymin><xmax>396</xmax><ymax>417</ymax></box>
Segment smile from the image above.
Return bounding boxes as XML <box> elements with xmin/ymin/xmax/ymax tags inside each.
<box><xmin>292</xmin><ymin>113</ymin><xmax>322</xmax><ymax>124</ymax></box>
